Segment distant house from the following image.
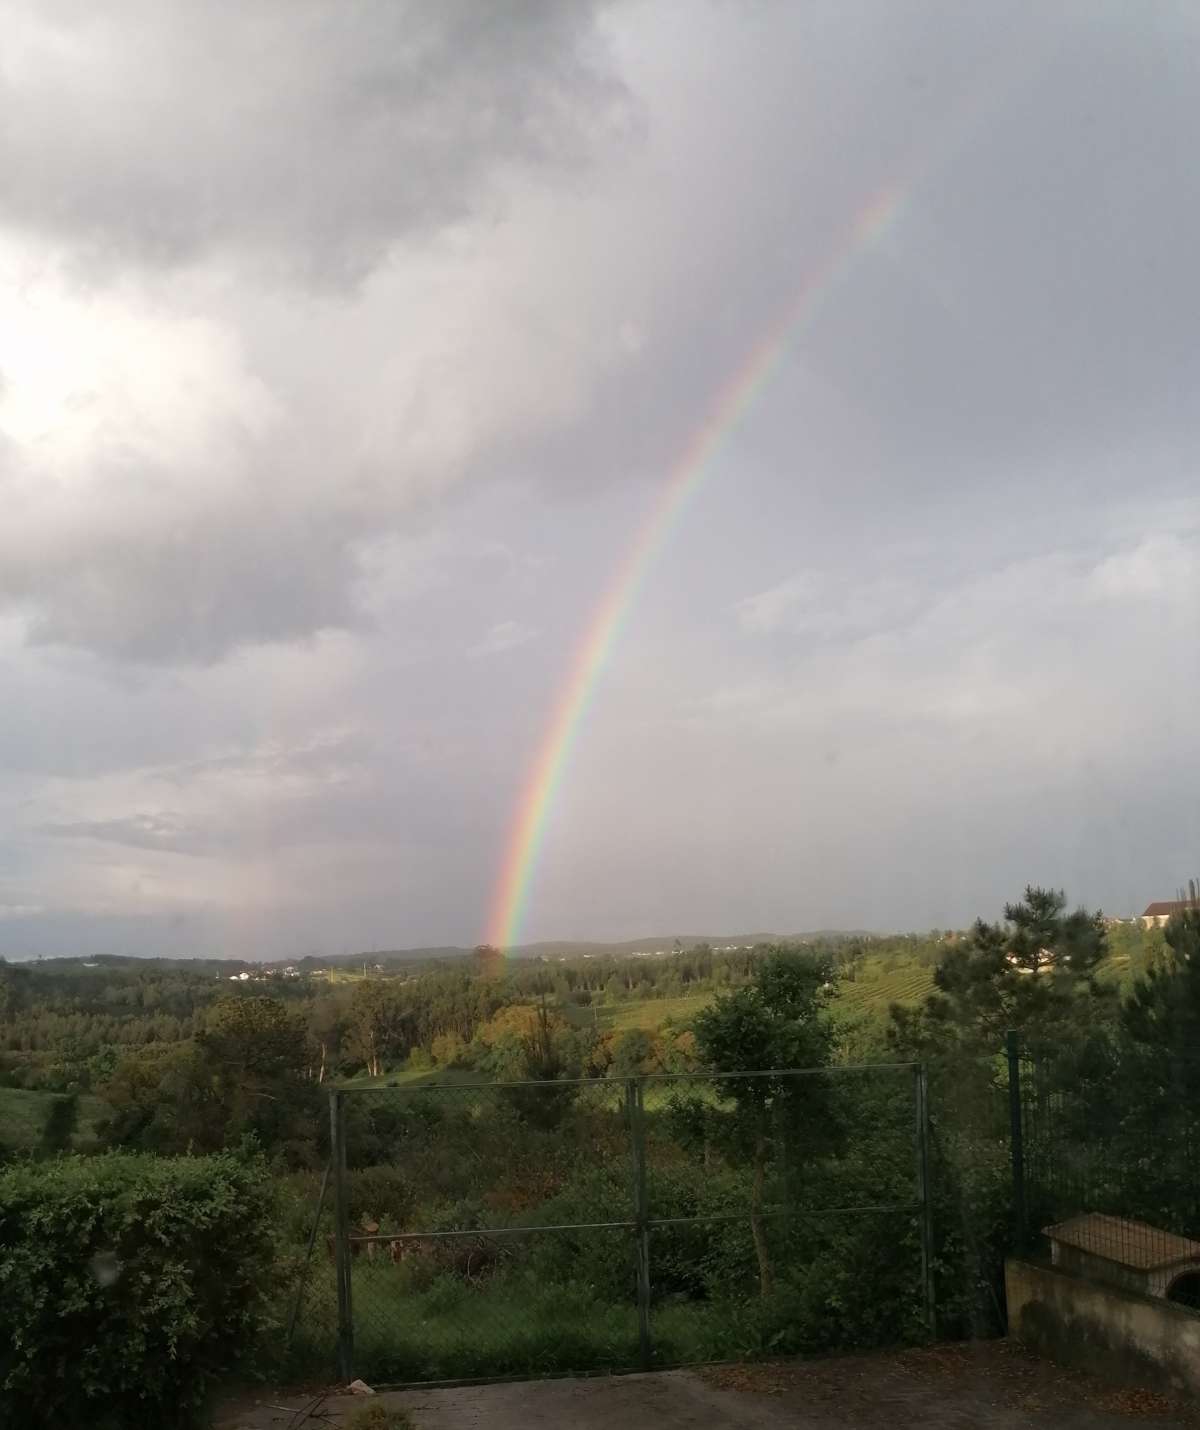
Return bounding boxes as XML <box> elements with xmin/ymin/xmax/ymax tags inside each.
<box><xmin>1141</xmin><ymin>901</ymin><xmax>1194</xmax><ymax>929</ymax></box>
<box><xmin>1005</xmin><ymin>947</ymin><xmax>1055</xmax><ymax>975</ymax></box>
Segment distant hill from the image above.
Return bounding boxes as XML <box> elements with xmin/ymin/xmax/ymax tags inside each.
<box><xmin>4</xmin><ymin>932</ymin><xmax>876</xmax><ymax>969</ymax></box>
<box><xmin>343</xmin><ymin>932</ymin><xmax>872</xmax><ymax>967</ymax></box>
<box><xmin>502</xmin><ymin>932</ymin><xmax>868</xmax><ymax>958</ymax></box>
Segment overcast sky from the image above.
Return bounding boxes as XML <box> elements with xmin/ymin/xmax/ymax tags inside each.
<box><xmin>1</xmin><ymin>1</ymin><xmax>1198</xmax><ymax>958</ymax></box>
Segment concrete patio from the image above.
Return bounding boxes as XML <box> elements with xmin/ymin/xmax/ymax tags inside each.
<box><xmin>218</xmin><ymin>1341</ymin><xmax>1200</xmax><ymax>1429</ymax></box>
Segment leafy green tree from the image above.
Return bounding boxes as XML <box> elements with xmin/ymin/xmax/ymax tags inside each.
<box><xmin>347</xmin><ymin>980</ymin><xmax>413</xmax><ymax>1077</ymax></box>
<box><xmin>610</xmin><ymin>1028</ymin><xmax>656</xmax><ymax>1079</ymax></box>
<box><xmin>501</xmin><ymin>999</ymin><xmax>580</xmax><ymax>1129</ymax></box>
<box><xmin>306</xmin><ymin>992</ymin><xmax>349</xmax><ymax>1084</ymax></box>
<box><xmin>1120</xmin><ymin>888</ymin><xmax>1200</xmax><ymax>1060</ymax></box>
<box><xmin>0</xmin><ymin>961</ymin><xmax>30</xmax><ymax>1022</ymax></box>
<box><xmin>39</xmin><ymin>1094</ymin><xmax>79</xmax><ymax>1156</ymax></box>
<box><xmin>889</xmin><ymin>886</ymin><xmax>1111</xmax><ymax>1064</ymax></box>
<box><xmin>1106</xmin><ymin>889</ymin><xmax>1200</xmax><ymax>1179</ymax></box>
<box><xmin>102</xmin><ymin>997</ymin><xmax>315</xmax><ymax>1160</ymax></box>
<box><xmin>196</xmin><ymin>996</ymin><xmax>313</xmax><ymax>1149</ymax></box>
<box><xmin>689</xmin><ymin>947</ymin><xmax>837</xmax><ymax>1296</ymax></box>
<box><xmin>100</xmin><ymin>1045</ymin><xmax>212</xmax><ymax>1153</ymax></box>
<box><xmin>472</xmin><ymin>944</ymin><xmax>504</xmax><ymax>979</ymax></box>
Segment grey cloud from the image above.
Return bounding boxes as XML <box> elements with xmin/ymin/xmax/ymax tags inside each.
<box><xmin>165</xmin><ymin>728</ymin><xmax>373</xmax><ymax>784</ymax></box>
<box><xmin>0</xmin><ymin>2</ymin><xmax>631</xmax><ymax>663</ymax></box>
<box><xmin>7</xmin><ymin>2</ymin><xmax>1195</xmax><ymax>669</ymax></box>
<box><xmin>1</xmin><ymin>1</ymin><xmax>627</xmax><ymax>284</ymax></box>
<box><xmin>10</xmin><ymin>499</ymin><xmax>362</xmax><ymax>663</ymax></box>
<box><xmin>736</xmin><ymin>573</ymin><xmax>927</xmax><ymax>642</ymax></box>
<box><xmin>468</xmin><ymin>620</ymin><xmax>538</xmax><ymax>656</ymax></box>
<box><xmin>35</xmin><ymin>813</ymin><xmax>206</xmax><ymax>856</ymax></box>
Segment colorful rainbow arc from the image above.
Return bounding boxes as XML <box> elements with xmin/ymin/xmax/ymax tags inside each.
<box><xmin>482</xmin><ymin>25</ymin><xmax>1051</xmax><ymax>952</ymax></box>
<box><xmin>483</xmin><ymin>184</ymin><xmax>908</xmax><ymax>952</ymax></box>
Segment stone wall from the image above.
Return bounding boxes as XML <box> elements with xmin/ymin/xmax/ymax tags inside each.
<box><xmin>1007</xmin><ymin>1257</ymin><xmax>1200</xmax><ymax>1399</ymax></box>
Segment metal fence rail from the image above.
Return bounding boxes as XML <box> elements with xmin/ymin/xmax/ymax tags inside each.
<box><xmin>323</xmin><ymin>1062</ymin><xmax>935</xmax><ymax>1387</ymax></box>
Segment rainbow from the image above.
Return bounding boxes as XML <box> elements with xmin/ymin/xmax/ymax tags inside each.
<box><xmin>484</xmin><ymin>185</ymin><xmax>910</xmax><ymax>952</ymax></box>
<box><xmin>483</xmin><ymin>27</ymin><xmax>1051</xmax><ymax>952</ymax></box>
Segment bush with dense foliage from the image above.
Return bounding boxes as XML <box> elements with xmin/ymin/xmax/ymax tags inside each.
<box><xmin>0</xmin><ymin>1150</ymin><xmax>280</xmax><ymax>1430</ymax></box>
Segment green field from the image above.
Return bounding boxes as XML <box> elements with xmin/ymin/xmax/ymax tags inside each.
<box><xmin>558</xmin><ymin>992</ymin><xmax>714</xmax><ymax>1033</ymax></box>
<box><xmin>0</xmin><ymin>1086</ymin><xmax>110</xmax><ymax>1151</ymax></box>
<box><xmin>560</xmin><ymin>961</ymin><xmax>937</xmax><ymax>1037</ymax></box>
<box><xmin>834</xmin><ymin>956</ymin><xmax>936</xmax><ymax>1015</ymax></box>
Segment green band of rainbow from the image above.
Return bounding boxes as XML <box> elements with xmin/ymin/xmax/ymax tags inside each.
<box><xmin>485</xmin><ymin>184</ymin><xmax>906</xmax><ymax>951</ymax></box>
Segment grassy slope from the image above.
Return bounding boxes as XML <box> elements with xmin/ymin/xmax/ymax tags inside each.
<box><xmin>0</xmin><ymin>1085</ymin><xmax>109</xmax><ymax>1150</ymax></box>
<box><xmin>558</xmin><ymin>992</ymin><xmax>714</xmax><ymax>1033</ymax></box>
<box><xmin>835</xmin><ymin>954</ymin><xmax>936</xmax><ymax>1015</ymax></box>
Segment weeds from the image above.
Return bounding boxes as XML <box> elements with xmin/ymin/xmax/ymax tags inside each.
<box><xmin>345</xmin><ymin>1405</ymin><xmax>413</xmax><ymax>1430</ymax></box>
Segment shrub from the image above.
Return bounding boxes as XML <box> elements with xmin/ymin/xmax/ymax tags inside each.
<box><xmin>39</xmin><ymin>1092</ymin><xmax>79</xmax><ymax>1154</ymax></box>
<box><xmin>348</xmin><ymin>1166</ymin><xmax>415</xmax><ymax>1228</ymax></box>
<box><xmin>0</xmin><ymin>1150</ymin><xmax>280</xmax><ymax>1430</ymax></box>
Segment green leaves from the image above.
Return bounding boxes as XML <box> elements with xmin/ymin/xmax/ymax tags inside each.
<box><xmin>890</xmin><ymin>885</ymin><xmax>1113</xmax><ymax>1065</ymax></box>
<box><xmin>693</xmin><ymin>947</ymin><xmax>835</xmax><ymax>1084</ymax></box>
<box><xmin>0</xmin><ymin>1151</ymin><xmax>280</xmax><ymax>1429</ymax></box>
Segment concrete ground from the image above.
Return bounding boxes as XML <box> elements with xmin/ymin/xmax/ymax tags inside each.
<box><xmin>218</xmin><ymin>1342</ymin><xmax>1200</xmax><ymax>1429</ymax></box>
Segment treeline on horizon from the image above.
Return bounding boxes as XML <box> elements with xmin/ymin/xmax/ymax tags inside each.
<box><xmin>0</xmin><ymin>938</ymin><xmax>862</xmax><ymax>1096</ymax></box>
<box><xmin>0</xmin><ymin>919</ymin><xmax>1165</xmax><ymax>1076</ymax></box>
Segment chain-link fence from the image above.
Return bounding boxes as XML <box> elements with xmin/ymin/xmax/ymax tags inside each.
<box><xmin>315</xmin><ymin>1062</ymin><xmax>933</xmax><ymax>1387</ymax></box>
<box><xmin>1010</xmin><ymin>1034</ymin><xmax>1200</xmax><ymax>1301</ymax></box>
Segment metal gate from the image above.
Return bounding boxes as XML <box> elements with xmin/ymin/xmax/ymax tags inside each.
<box><xmin>324</xmin><ymin>1062</ymin><xmax>933</xmax><ymax>1387</ymax></box>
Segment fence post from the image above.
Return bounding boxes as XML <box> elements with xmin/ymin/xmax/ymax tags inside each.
<box><xmin>626</xmin><ymin>1078</ymin><xmax>653</xmax><ymax>1370</ymax></box>
<box><xmin>914</xmin><ymin>1063</ymin><xmax>936</xmax><ymax>1336</ymax></box>
<box><xmin>330</xmin><ymin>1090</ymin><xmax>354</xmax><ymax>1382</ymax></box>
<box><xmin>285</xmin><ymin>1156</ymin><xmax>332</xmax><ymax>1356</ymax></box>
<box><xmin>1006</xmin><ymin>1029</ymin><xmax>1027</xmax><ymax>1252</ymax></box>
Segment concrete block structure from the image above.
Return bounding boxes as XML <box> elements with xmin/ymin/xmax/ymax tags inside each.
<box><xmin>1045</xmin><ymin>1213</ymin><xmax>1200</xmax><ymax>1301</ymax></box>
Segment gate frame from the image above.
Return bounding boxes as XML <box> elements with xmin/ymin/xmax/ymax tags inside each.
<box><xmin>328</xmin><ymin>1060</ymin><xmax>934</xmax><ymax>1384</ymax></box>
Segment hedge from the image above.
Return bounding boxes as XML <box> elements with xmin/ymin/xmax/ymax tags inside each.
<box><xmin>0</xmin><ymin>1151</ymin><xmax>280</xmax><ymax>1429</ymax></box>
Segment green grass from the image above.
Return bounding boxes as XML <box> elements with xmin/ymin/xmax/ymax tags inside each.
<box><xmin>0</xmin><ymin>1086</ymin><xmax>110</xmax><ymax>1151</ymax></box>
<box><xmin>291</xmin><ymin>1244</ymin><xmax>922</xmax><ymax>1386</ymax></box>
<box><xmin>290</xmin><ymin>1263</ymin><xmax>644</xmax><ymax>1384</ymax></box>
<box><xmin>559</xmin><ymin>965</ymin><xmax>938</xmax><ymax>1041</ymax></box>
